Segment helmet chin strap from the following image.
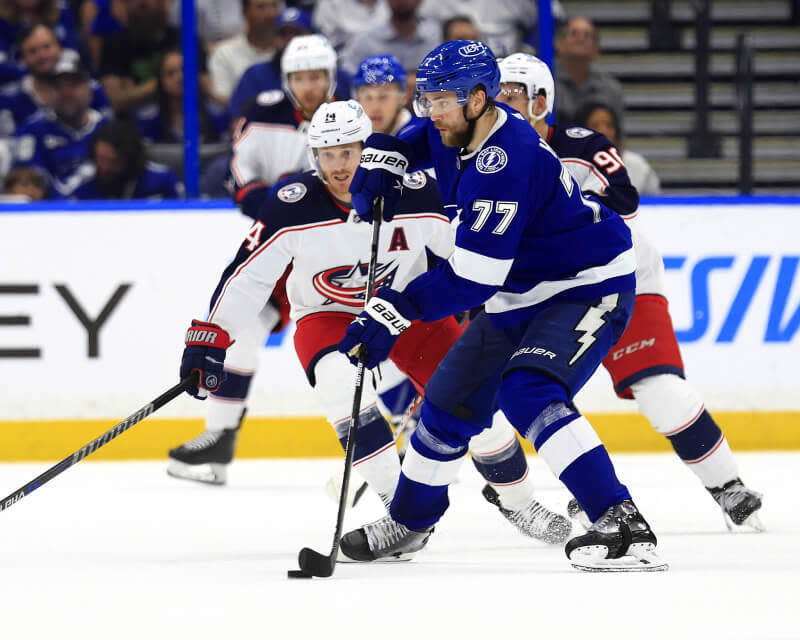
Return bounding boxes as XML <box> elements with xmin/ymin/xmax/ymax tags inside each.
<box><xmin>462</xmin><ymin>100</ymin><xmax>492</xmax><ymax>146</ymax></box>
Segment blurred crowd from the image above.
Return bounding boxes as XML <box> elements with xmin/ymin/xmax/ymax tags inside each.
<box><xmin>0</xmin><ymin>0</ymin><xmax>661</xmax><ymax>202</ymax></box>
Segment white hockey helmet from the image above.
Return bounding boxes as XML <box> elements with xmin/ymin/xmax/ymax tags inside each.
<box><xmin>307</xmin><ymin>100</ymin><xmax>372</xmax><ymax>177</ymax></box>
<box><xmin>281</xmin><ymin>34</ymin><xmax>337</xmax><ymax>106</ymax></box>
<box><xmin>498</xmin><ymin>53</ymin><xmax>555</xmax><ymax>122</ymax></box>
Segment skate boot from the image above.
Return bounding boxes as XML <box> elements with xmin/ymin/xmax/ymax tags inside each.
<box><xmin>340</xmin><ymin>515</ymin><xmax>433</xmax><ymax>562</ymax></box>
<box><xmin>167</xmin><ymin>427</ymin><xmax>239</xmax><ymax>485</ymax></box>
<box><xmin>565</xmin><ymin>499</ymin><xmax>668</xmax><ymax>572</ymax></box>
<box><xmin>565</xmin><ymin>498</ymin><xmax>592</xmax><ymax>531</ymax></box>
<box><xmin>708</xmin><ymin>478</ymin><xmax>764</xmax><ymax>532</ymax></box>
<box><xmin>482</xmin><ymin>484</ymin><xmax>572</xmax><ymax>544</ymax></box>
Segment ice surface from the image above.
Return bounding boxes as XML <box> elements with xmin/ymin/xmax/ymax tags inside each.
<box><xmin>0</xmin><ymin>452</ymin><xmax>796</xmax><ymax>640</ymax></box>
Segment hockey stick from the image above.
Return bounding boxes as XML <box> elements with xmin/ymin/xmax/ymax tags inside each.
<box><xmin>291</xmin><ymin>200</ymin><xmax>383</xmax><ymax>579</ymax></box>
<box><xmin>0</xmin><ymin>372</ymin><xmax>198</xmax><ymax>515</ymax></box>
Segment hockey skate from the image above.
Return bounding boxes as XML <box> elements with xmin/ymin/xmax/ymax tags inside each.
<box><xmin>708</xmin><ymin>478</ymin><xmax>764</xmax><ymax>532</ymax></box>
<box><xmin>482</xmin><ymin>484</ymin><xmax>572</xmax><ymax>544</ymax></box>
<box><xmin>565</xmin><ymin>499</ymin><xmax>668</xmax><ymax>572</ymax></box>
<box><xmin>566</xmin><ymin>498</ymin><xmax>592</xmax><ymax>531</ymax></box>
<box><xmin>339</xmin><ymin>515</ymin><xmax>433</xmax><ymax>562</ymax></box>
<box><xmin>167</xmin><ymin>427</ymin><xmax>239</xmax><ymax>485</ymax></box>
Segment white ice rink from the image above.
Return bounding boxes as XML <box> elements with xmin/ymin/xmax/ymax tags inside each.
<box><xmin>0</xmin><ymin>452</ymin><xmax>797</xmax><ymax>640</ymax></box>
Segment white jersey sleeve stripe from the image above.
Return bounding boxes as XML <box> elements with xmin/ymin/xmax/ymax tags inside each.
<box><xmin>485</xmin><ymin>246</ymin><xmax>636</xmax><ymax>313</ymax></box>
<box><xmin>448</xmin><ymin>245</ymin><xmax>513</xmax><ymax>286</ymax></box>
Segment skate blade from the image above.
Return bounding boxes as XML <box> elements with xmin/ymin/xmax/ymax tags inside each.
<box><xmin>570</xmin><ymin>543</ymin><xmax>669</xmax><ymax>573</ymax></box>
<box><xmin>167</xmin><ymin>460</ymin><xmax>227</xmax><ymax>486</ymax></box>
<box><xmin>337</xmin><ymin>554</ymin><xmax>412</xmax><ymax>564</ymax></box>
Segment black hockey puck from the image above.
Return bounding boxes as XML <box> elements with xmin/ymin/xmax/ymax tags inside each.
<box><xmin>287</xmin><ymin>569</ymin><xmax>313</xmax><ymax>579</ymax></box>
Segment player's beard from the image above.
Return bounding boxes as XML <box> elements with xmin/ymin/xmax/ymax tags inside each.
<box><xmin>438</xmin><ymin>122</ymin><xmax>471</xmax><ymax>148</ymax></box>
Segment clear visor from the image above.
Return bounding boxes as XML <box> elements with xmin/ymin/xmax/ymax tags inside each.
<box><xmin>413</xmin><ymin>90</ymin><xmax>465</xmax><ymax>118</ymax></box>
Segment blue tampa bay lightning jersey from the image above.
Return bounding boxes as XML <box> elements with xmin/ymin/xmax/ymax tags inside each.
<box><xmin>397</xmin><ymin>102</ymin><xmax>636</xmax><ymax>328</ymax></box>
<box><xmin>12</xmin><ymin>108</ymin><xmax>108</xmax><ymax>198</ymax></box>
<box><xmin>71</xmin><ymin>162</ymin><xmax>184</xmax><ymax>200</ymax></box>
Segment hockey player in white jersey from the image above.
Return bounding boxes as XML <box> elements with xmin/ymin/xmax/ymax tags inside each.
<box><xmin>494</xmin><ymin>53</ymin><xmax>763</xmax><ymax>532</ymax></box>
<box><xmin>167</xmin><ymin>35</ymin><xmax>343</xmax><ymax>483</ymax></box>
<box><xmin>231</xmin><ymin>34</ymin><xmax>341</xmax><ymax>220</ymax></box>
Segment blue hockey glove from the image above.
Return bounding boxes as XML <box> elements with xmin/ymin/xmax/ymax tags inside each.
<box><xmin>349</xmin><ymin>133</ymin><xmax>412</xmax><ymax>222</ymax></box>
<box><xmin>180</xmin><ymin>320</ymin><xmax>235</xmax><ymax>399</ymax></box>
<box><xmin>235</xmin><ymin>181</ymin><xmax>270</xmax><ymax>220</ymax></box>
<box><xmin>339</xmin><ymin>288</ymin><xmax>420</xmax><ymax>370</ymax></box>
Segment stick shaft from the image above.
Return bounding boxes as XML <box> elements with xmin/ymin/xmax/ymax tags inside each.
<box><xmin>0</xmin><ymin>374</ymin><xmax>196</xmax><ymax>514</ymax></box>
<box><xmin>326</xmin><ymin>203</ymin><xmax>384</xmax><ymax>564</ymax></box>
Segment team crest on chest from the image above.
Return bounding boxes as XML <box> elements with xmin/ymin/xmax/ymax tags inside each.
<box><xmin>476</xmin><ymin>146</ymin><xmax>508</xmax><ymax>174</ymax></box>
<box><xmin>402</xmin><ymin>170</ymin><xmax>427</xmax><ymax>189</ymax></box>
<box><xmin>277</xmin><ymin>182</ymin><xmax>307</xmax><ymax>203</ymax></box>
<box><xmin>313</xmin><ymin>262</ymin><xmax>398</xmax><ymax>306</ymax></box>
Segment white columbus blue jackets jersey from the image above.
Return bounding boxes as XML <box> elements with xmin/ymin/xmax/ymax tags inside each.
<box><xmin>207</xmin><ymin>170</ymin><xmax>453</xmax><ymax>336</ymax></box>
<box><xmin>229</xmin><ymin>90</ymin><xmax>311</xmax><ymax>191</ymax></box>
<box><xmin>398</xmin><ymin>103</ymin><xmax>636</xmax><ymax>328</ymax></box>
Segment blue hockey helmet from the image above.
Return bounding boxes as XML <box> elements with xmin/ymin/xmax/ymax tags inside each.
<box><xmin>353</xmin><ymin>55</ymin><xmax>408</xmax><ymax>91</ymax></box>
<box><xmin>413</xmin><ymin>40</ymin><xmax>500</xmax><ymax>117</ymax></box>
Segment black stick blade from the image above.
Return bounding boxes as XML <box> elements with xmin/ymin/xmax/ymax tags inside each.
<box><xmin>297</xmin><ymin>547</ymin><xmax>334</xmax><ymax>578</ymax></box>
<box><xmin>286</xmin><ymin>569</ymin><xmax>313</xmax><ymax>579</ymax></box>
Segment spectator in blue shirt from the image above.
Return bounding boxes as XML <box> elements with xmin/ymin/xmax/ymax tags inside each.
<box><xmin>135</xmin><ymin>49</ymin><xmax>228</xmax><ymax>144</ymax></box>
<box><xmin>0</xmin><ymin>29</ymin><xmax>111</xmax><ymax>136</ymax></box>
<box><xmin>73</xmin><ymin>120</ymin><xmax>184</xmax><ymax>199</ymax></box>
<box><xmin>13</xmin><ymin>55</ymin><xmax>108</xmax><ymax>197</ymax></box>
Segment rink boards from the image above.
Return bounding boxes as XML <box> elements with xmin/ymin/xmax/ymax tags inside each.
<box><xmin>1</xmin><ymin>197</ymin><xmax>798</xmax><ymax>459</ymax></box>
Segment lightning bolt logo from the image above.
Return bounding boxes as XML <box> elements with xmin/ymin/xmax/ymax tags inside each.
<box><xmin>569</xmin><ymin>294</ymin><xmax>618</xmax><ymax>366</ymax></box>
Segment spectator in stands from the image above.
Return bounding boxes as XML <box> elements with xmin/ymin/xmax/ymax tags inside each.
<box><xmin>73</xmin><ymin>120</ymin><xmax>183</xmax><ymax>199</ymax></box>
<box><xmin>419</xmin><ymin>0</ymin><xmax>561</xmax><ymax>57</ymax></box>
<box><xmin>339</xmin><ymin>0</ymin><xmax>439</xmax><ymax>76</ymax></box>
<box><xmin>12</xmin><ymin>55</ymin><xmax>108</xmax><ymax>198</ymax></box>
<box><xmin>0</xmin><ymin>29</ymin><xmax>110</xmax><ymax>136</ymax></box>
<box><xmin>209</xmin><ymin>0</ymin><xmax>282</xmax><ymax>106</ymax></box>
<box><xmin>79</xmin><ymin>0</ymin><xmax>126</xmax><ymax>67</ymax></box>
<box><xmin>136</xmin><ymin>49</ymin><xmax>228</xmax><ymax>144</ymax></box>
<box><xmin>441</xmin><ymin>15</ymin><xmax>479</xmax><ymax>42</ymax></box>
<box><xmin>229</xmin><ymin>8</ymin><xmax>333</xmax><ymax>119</ymax></box>
<box><xmin>98</xmin><ymin>0</ymin><xmax>208</xmax><ymax>116</ymax></box>
<box><xmin>1</xmin><ymin>165</ymin><xmax>46</xmax><ymax>200</ymax></box>
<box><xmin>0</xmin><ymin>0</ymin><xmax>82</xmax><ymax>81</ymax></box>
<box><xmin>554</xmin><ymin>16</ymin><xmax>625</xmax><ymax>128</ymax></box>
<box><xmin>312</xmin><ymin>0</ymin><xmax>389</xmax><ymax>52</ymax></box>
<box><xmin>576</xmin><ymin>100</ymin><xmax>661</xmax><ymax>195</ymax></box>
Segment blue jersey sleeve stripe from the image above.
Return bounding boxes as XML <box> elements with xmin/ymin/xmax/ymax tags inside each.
<box><xmin>486</xmin><ymin>247</ymin><xmax>636</xmax><ymax>313</ymax></box>
<box><xmin>448</xmin><ymin>246</ymin><xmax>513</xmax><ymax>286</ymax></box>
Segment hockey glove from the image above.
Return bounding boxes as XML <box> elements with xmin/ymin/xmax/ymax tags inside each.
<box><xmin>180</xmin><ymin>320</ymin><xmax>235</xmax><ymax>399</ymax></box>
<box><xmin>339</xmin><ymin>288</ymin><xmax>420</xmax><ymax>370</ymax></box>
<box><xmin>349</xmin><ymin>133</ymin><xmax>412</xmax><ymax>222</ymax></box>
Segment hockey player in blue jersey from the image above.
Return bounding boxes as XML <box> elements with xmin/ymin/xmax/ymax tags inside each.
<box><xmin>494</xmin><ymin>52</ymin><xmax>763</xmax><ymax>532</ymax></box>
<box><xmin>352</xmin><ymin>55</ymin><xmax>419</xmax><ymax>137</ymax></box>
<box><xmin>337</xmin><ymin>40</ymin><xmax>667</xmax><ymax>571</ymax></box>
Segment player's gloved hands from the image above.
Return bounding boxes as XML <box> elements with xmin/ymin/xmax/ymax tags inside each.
<box><xmin>349</xmin><ymin>133</ymin><xmax>412</xmax><ymax>223</ymax></box>
<box><xmin>180</xmin><ymin>320</ymin><xmax>235</xmax><ymax>399</ymax></box>
<box><xmin>339</xmin><ymin>288</ymin><xmax>420</xmax><ymax>370</ymax></box>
